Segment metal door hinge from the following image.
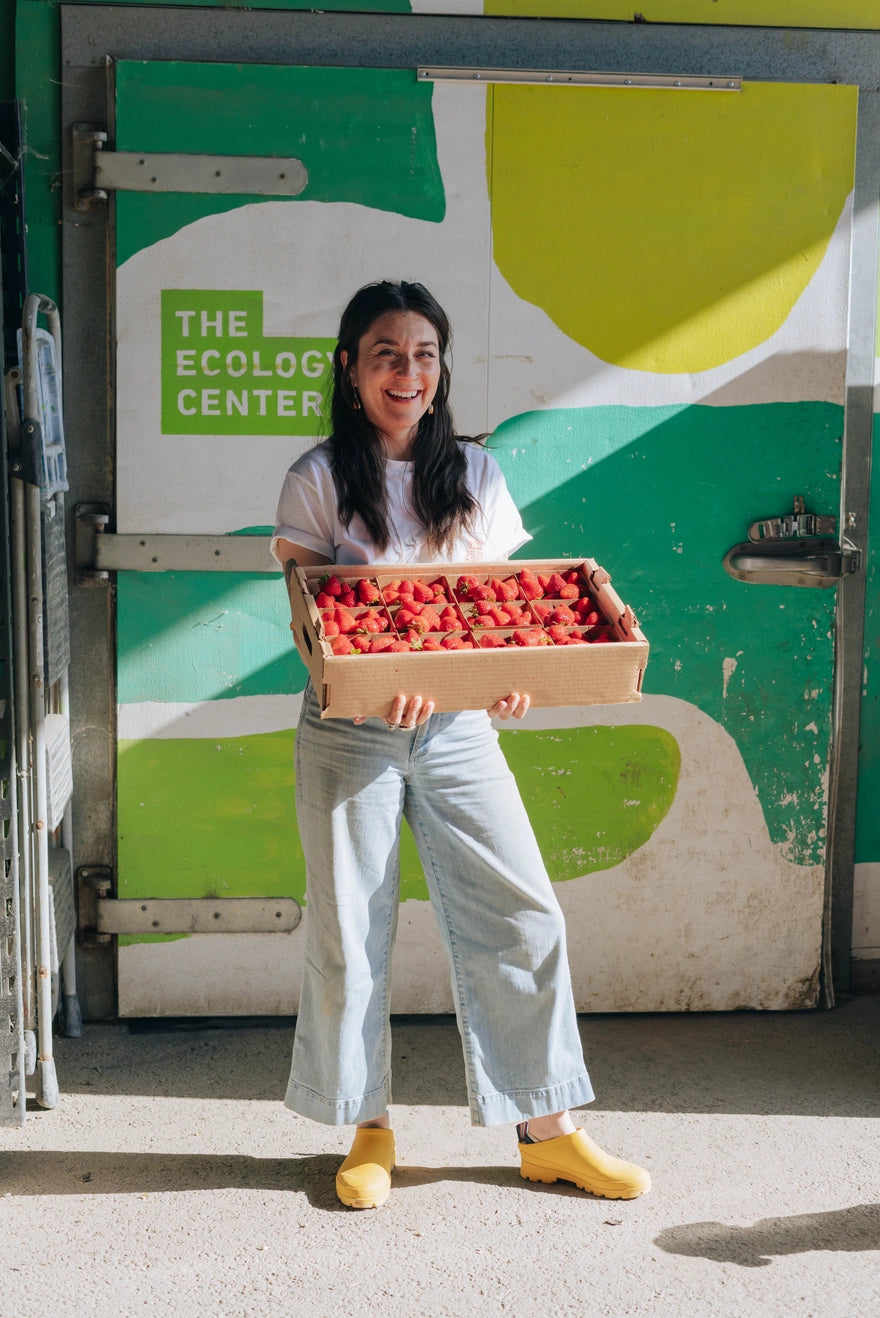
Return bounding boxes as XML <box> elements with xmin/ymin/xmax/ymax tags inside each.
<box><xmin>75</xmin><ymin>504</ymin><xmax>277</xmax><ymax>581</ymax></box>
<box><xmin>96</xmin><ymin>897</ymin><xmax>302</xmax><ymax>936</ymax></box>
<box><xmin>71</xmin><ymin>123</ymin><xmax>308</xmax><ymax>212</ymax></box>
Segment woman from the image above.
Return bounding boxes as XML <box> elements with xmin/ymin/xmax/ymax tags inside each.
<box><xmin>272</xmin><ymin>279</ymin><xmax>650</xmax><ymax>1209</ymax></box>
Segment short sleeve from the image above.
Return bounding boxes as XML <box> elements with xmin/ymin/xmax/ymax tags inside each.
<box><xmin>465</xmin><ymin>446</ymin><xmax>532</xmax><ymax>560</ymax></box>
<box><xmin>270</xmin><ymin>449</ymin><xmax>337</xmax><ymax>564</ymax></box>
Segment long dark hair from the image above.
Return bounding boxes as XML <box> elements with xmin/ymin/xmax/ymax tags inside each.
<box><xmin>329</xmin><ymin>280</ymin><xmax>480</xmax><ymax>556</ymax></box>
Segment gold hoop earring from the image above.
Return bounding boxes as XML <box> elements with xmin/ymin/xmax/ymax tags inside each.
<box><xmin>428</xmin><ymin>403</ymin><xmax>434</xmax><ymax>415</ymax></box>
<box><xmin>352</xmin><ymin>385</ymin><xmax>362</xmax><ymax>411</ymax></box>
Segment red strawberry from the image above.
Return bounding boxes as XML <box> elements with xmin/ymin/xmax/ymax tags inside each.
<box><xmin>321</xmin><ymin>618</ymin><xmax>340</xmax><ymax>638</ymax></box>
<box><xmin>490</xmin><ymin>576</ymin><xmax>519</xmax><ymax>601</ymax></box>
<box><xmin>531</xmin><ymin>601</ymin><xmax>553</xmax><ymax>622</ymax></box>
<box><xmin>512</xmin><ymin>628</ymin><xmax>549</xmax><ymax>647</ymax></box>
<box><xmin>421</xmin><ymin>637</ymin><xmax>443</xmax><ymax>651</ymax></box>
<box><xmin>478</xmin><ymin>633</ymin><xmax>506</xmax><ymax>649</ymax></box>
<box><xmin>470</xmin><ymin>583</ymin><xmax>496</xmax><ymax>602</ymax></box>
<box><xmin>455</xmin><ymin>575</ymin><xmax>479</xmax><ymax>598</ymax></box>
<box><xmin>412</xmin><ymin>578</ymin><xmax>435</xmax><ymax>603</ymax></box>
<box><xmin>546</xmin><ymin>572</ymin><xmax>569</xmax><ymax>596</ymax></box>
<box><xmin>321</xmin><ymin>574</ymin><xmax>343</xmax><ymax>598</ymax></box>
<box><xmin>357</xmin><ymin>578</ymin><xmax>380</xmax><ymax>605</ymax></box>
<box><xmin>368</xmin><ymin>634</ymin><xmax>396</xmax><ymax>653</ymax></box>
<box><xmin>419</xmin><ymin>605</ymin><xmax>442</xmax><ymax>631</ymax></box>
<box><xmin>549</xmin><ymin>604</ymin><xmax>577</xmax><ymax>626</ymax></box>
<box><xmin>398</xmin><ymin>578</ymin><xmax>415</xmax><ymax>597</ymax></box>
<box><xmin>338</xmin><ymin>587</ymin><xmax>357</xmax><ymax>608</ymax></box>
<box><xmin>314</xmin><ymin>591</ymin><xmax>334</xmax><ymax>608</ymax></box>
<box><xmin>330</xmin><ymin>635</ymin><xmax>355</xmax><ymax>654</ymax></box>
<box><xmin>334</xmin><ymin>608</ymin><xmax>358</xmax><ymax>634</ymax></box>
<box><xmin>518</xmin><ymin>568</ymin><xmax>543</xmax><ymax>600</ymax></box>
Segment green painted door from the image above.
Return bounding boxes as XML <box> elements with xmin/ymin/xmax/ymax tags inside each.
<box><xmin>113</xmin><ymin>59</ymin><xmax>856</xmax><ymax>1014</ymax></box>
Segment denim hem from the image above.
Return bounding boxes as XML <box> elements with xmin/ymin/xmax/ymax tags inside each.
<box><xmin>470</xmin><ymin>1072</ymin><xmax>596</xmax><ymax>1128</ymax></box>
<box><xmin>284</xmin><ymin>1076</ymin><xmax>391</xmax><ymax>1127</ymax></box>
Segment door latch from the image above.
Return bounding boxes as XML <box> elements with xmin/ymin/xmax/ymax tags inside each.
<box><xmin>722</xmin><ymin>498</ymin><xmax>861</xmax><ymax>587</ymax></box>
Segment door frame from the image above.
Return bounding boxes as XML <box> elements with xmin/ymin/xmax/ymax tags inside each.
<box><xmin>58</xmin><ymin>6</ymin><xmax>880</xmax><ymax>1016</ymax></box>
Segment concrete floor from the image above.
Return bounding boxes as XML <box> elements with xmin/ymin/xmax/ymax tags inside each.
<box><xmin>1</xmin><ymin>995</ymin><xmax>878</xmax><ymax>1318</ymax></box>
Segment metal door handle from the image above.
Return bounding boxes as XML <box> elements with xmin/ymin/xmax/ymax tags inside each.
<box><xmin>722</xmin><ymin>536</ymin><xmax>860</xmax><ymax>587</ymax></box>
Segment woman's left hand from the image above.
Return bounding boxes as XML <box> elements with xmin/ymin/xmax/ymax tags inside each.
<box><xmin>489</xmin><ymin>692</ymin><xmax>530</xmax><ymax>720</ymax></box>
<box><xmin>353</xmin><ymin>694</ymin><xmax>436</xmax><ymax>730</ymax></box>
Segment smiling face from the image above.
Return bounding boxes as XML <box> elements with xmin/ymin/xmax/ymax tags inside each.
<box><xmin>344</xmin><ymin>310</ymin><xmax>441</xmax><ymax>459</ymax></box>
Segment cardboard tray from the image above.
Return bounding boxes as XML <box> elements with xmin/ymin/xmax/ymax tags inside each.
<box><xmin>285</xmin><ymin>558</ymin><xmax>649</xmax><ymax>719</ymax></box>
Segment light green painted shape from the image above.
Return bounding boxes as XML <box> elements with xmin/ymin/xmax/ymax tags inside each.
<box><xmin>117</xmin><ymin>725</ymin><xmax>680</xmax><ymax>935</ymax></box>
<box><xmin>162</xmin><ymin>290</ymin><xmax>335</xmax><ymax>436</ymax></box>
<box><xmin>399</xmin><ymin>724</ymin><xmax>681</xmax><ymax>899</ymax></box>
<box><xmin>117</xmin><ymin>730</ymin><xmax>301</xmax><ymax>904</ymax></box>
<box><xmin>115</xmin><ymin>61</ymin><xmax>443</xmax><ymax>265</ymax></box>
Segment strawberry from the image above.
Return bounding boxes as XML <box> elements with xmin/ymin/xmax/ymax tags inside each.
<box><xmin>545</xmin><ymin>572</ymin><xmax>569</xmax><ymax>596</ymax></box>
<box><xmin>531</xmin><ymin>601</ymin><xmax>553</xmax><ymax>622</ymax></box>
<box><xmin>314</xmin><ymin>590</ymin><xmax>335</xmax><ymax>608</ymax></box>
<box><xmin>388</xmin><ymin>639</ymin><xmax>410</xmax><ymax>652</ymax></box>
<box><xmin>412</xmin><ymin>578</ymin><xmax>435</xmax><ymax>603</ymax></box>
<box><xmin>455</xmin><ymin>575</ymin><xmax>479</xmax><ymax>598</ymax></box>
<box><xmin>419</xmin><ymin>605</ymin><xmax>442</xmax><ymax>631</ymax></box>
<box><xmin>330</xmin><ymin>635</ymin><xmax>355</xmax><ymax>655</ymax></box>
<box><xmin>355</xmin><ymin>611</ymin><xmax>383</xmax><ymax>635</ymax></box>
<box><xmin>398</xmin><ymin>578</ymin><xmax>415</xmax><ymax>597</ymax></box>
<box><xmin>396</xmin><ymin>605</ymin><xmax>427</xmax><ymax>632</ymax></box>
<box><xmin>512</xmin><ymin>628</ymin><xmax>549</xmax><ymax>647</ymax></box>
<box><xmin>368</xmin><ymin>634</ymin><xmax>396</xmax><ymax>653</ymax></box>
<box><xmin>334</xmin><ymin>607</ymin><xmax>358</xmax><ymax>634</ymax></box>
<box><xmin>357</xmin><ymin>578</ymin><xmax>380</xmax><ymax>605</ymax></box>
<box><xmin>478</xmin><ymin>633</ymin><xmax>506</xmax><ymax>649</ymax></box>
<box><xmin>338</xmin><ymin>587</ymin><xmax>357</xmax><ymax>608</ymax></box>
<box><xmin>470</xmin><ymin>583</ymin><xmax>496</xmax><ymax>602</ymax></box>
<box><xmin>490</xmin><ymin>576</ymin><xmax>519</xmax><ymax>601</ymax></box>
<box><xmin>321</xmin><ymin>574</ymin><xmax>342</xmax><ymax>598</ymax></box>
<box><xmin>518</xmin><ymin>568</ymin><xmax>543</xmax><ymax>600</ymax></box>
<box><xmin>420</xmin><ymin>637</ymin><xmax>443</xmax><ymax>651</ymax></box>
<box><xmin>321</xmin><ymin>617</ymin><xmax>340</xmax><ymax>638</ymax></box>
<box><xmin>549</xmin><ymin>604</ymin><xmax>577</xmax><ymax>626</ymax></box>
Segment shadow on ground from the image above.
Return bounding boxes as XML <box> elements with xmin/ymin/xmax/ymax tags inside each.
<box><xmin>40</xmin><ymin>996</ymin><xmax>880</xmax><ymax>1118</ymax></box>
<box><xmin>655</xmin><ymin>1204</ymin><xmax>880</xmax><ymax>1267</ymax></box>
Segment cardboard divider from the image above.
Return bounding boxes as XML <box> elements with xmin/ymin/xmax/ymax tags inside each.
<box><xmin>285</xmin><ymin>559</ymin><xmax>649</xmax><ymax>719</ymax></box>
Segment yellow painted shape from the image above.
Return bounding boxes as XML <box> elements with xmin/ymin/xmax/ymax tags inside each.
<box><xmin>484</xmin><ymin>0</ymin><xmax>878</xmax><ymax>27</ymax></box>
<box><xmin>489</xmin><ymin>81</ymin><xmax>856</xmax><ymax>373</ymax></box>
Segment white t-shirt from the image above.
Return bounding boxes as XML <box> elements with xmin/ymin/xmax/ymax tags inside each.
<box><xmin>271</xmin><ymin>440</ymin><xmax>531</xmax><ymax>566</ymax></box>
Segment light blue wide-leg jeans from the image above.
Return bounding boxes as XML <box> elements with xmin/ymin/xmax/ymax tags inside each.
<box><xmin>286</xmin><ymin>683</ymin><xmax>595</xmax><ymax>1126</ymax></box>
